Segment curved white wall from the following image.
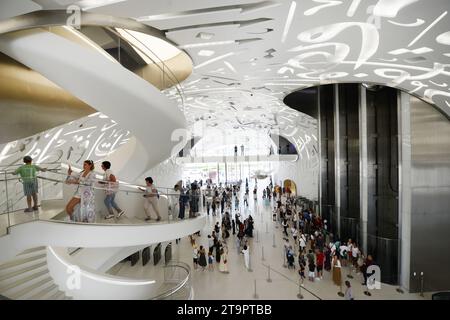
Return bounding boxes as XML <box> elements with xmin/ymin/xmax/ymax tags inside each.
<box><xmin>47</xmin><ymin>246</ymin><xmax>158</xmax><ymax>300</ymax></box>
<box><xmin>0</xmin><ymin>214</ymin><xmax>206</xmax><ymax>263</ymax></box>
<box><xmin>273</xmin><ymin>160</ymin><xmax>319</xmax><ymax>201</ymax></box>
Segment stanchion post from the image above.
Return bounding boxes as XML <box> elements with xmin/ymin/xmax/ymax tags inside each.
<box><xmin>363</xmin><ymin>276</ymin><xmax>372</xmax><ymax>297</ymax></box>
<box><xmin>266</xmin><ymin>222</ymin><xmax>269</xmax><ymax>234</ymax></box>
<box><xmin>272</xmin><ymin>233</ymin><xmax>276</xmax><ymax>248</ymax></box>
<box><xmin>256</xmin><ymin>230</ymin><xmax>259</xmax><ymax>243</ymax></box>
<box><xmin>266</xmin><ymin>265</ymin><xmax>272</xmax><ymax>283</ymax></box>
<box><xmin>253</xmin><ymin>279</ymin><xmax>259</xmax><ymax>299</ymax></box>
<box><xmin>338</xmin><ymin>282</ymin><xmax>344</xmax><ymax>297</ymax></box>
<box><xmin>347</xmin><ymin>263</ymin><xmax>353</xmax><ymax>279</ymax></box>
<box><xmin>420</xmin><ymin>272</ymin><xmax>424</xmax><ymax>297</ymax></box>
<box><xmin>261</xmin><ymin>246</ymin><xmax>265</xmax><ymax>261</ymax></box>
<box><xmin>297</xmin><ymin>279</ymin><xmax>304</xmax><ymax>299</ymax></box>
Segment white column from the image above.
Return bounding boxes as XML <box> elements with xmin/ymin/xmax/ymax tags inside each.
<box><xmin>398</xmin><ymin>91</ymin><xmax>411</xmax><ymax>291</ymax></box>
<box><xmin>359</xmin><ymin>85</ymin><xmax>368</xmax><ymax>255</ymax></box>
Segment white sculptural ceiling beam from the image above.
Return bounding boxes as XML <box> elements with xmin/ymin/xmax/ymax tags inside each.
<box><xmin>0</xmin><ymin>28</ymin><xmax>186</xmax><ymax>180</ymax></box>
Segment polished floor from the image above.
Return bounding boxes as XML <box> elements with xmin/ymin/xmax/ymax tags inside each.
<box><xmin>113</xmin><ymin>183</ymin><xmax>432</xmax><ymax>300</ymax></box>
<box><xmin>0</xmin><ymin>182</ymin><xmax>434</xmax><ymax>299</ymax></box>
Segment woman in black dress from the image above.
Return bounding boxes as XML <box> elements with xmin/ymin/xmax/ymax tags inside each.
<box><xmin>216</xmin><ymin>241</ymin><xmax>222</xmax><ymax>263</ymax></box>
<box><xmin>198</xmin><ymin>246</ymin><xmax>207</xmax><ymax>271</ymax></box>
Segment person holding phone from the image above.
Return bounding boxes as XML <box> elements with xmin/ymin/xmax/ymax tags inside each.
<box><xmin>65</xmin><ymin>160</ymin><xmax>96</xmax><ymax>221</ymax></box>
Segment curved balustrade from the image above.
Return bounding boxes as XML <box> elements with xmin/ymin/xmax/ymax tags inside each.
<box><xmin>150</xmin><ymin>261</ymin><xmax>192</xmax><ymax>300</ymax></box>
<box><xmin>46</xmin><ymin>246</ymin><xmax>192</xmax><ymax>300</ymax></box>
<box><xmin>0</xmin><ymin>166</ymin><xmax>206</xmax><ymax>262</ymax></box>
<box><xmin>47</xmin><ymin>246</ymin><xmax>156</xmax><ymax>300</ymax></box>
<box><xmin>1</xmin><ymin>166</ymin><xmax>203</xmax><ymax>235</ymax></box>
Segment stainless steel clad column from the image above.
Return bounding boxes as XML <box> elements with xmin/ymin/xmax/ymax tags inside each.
<box><xmin>398</xmin><ymin>91</ymin><xmax>411</xmax><ymax>292</ymax></box>
<box><xmin>318</xmin><ymin>86</ymin><xmax>322</xmax><ymax>217</ymax></box>
<box><xmin>410</xmin><ymin>96</ymin><xmax>450</xmax><ymax>292</ymax></box>
<box><xmin>334</xmin><ymin>84</ymin><xmax>341</xmax><ymax>236</ymax></box>
<box><xmin>359</xmin><ymin>85</ymin><xmax>368</xmax><ymax>255</ymax></box>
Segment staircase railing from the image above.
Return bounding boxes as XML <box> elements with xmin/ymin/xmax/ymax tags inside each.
<box><xmin>0</xmin><ymin>163</ymin><xmax>204</xmax><ymax>236</ymax></box>
<box><xmin>150</xmin><ymin>261</ymin><xmax>192</xmax><ymax>300</ymax></box>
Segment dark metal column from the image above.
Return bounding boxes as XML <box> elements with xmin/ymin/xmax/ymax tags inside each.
<box><xmin>319</xmin><ymin>85</ymin><xmax>336</xmax><ymax>235</ymax></box>
<box><xmin>365</xmin><ymin>86</ymin><xmax>399</xmax><ymax>285</ymax></box>
<box><xmin>337</xmin><ymin>84</ymin><xmax>360</xmax><ymax>243</ymax></box>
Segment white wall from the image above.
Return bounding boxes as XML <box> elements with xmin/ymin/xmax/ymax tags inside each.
<box><xmin>47</xmin><ymin>246</ymin><xmax>159</xmax><ymax>300</ymax></box>
<box><xmin>0</xmin><ymin>215</ymin><xmax>206</xmax><ymax>263</ymax></box>
<box><xmin>273</xmin><ymin>160</ymin><xmax>319</xmax><ymax>201</ymax></box>
<box><xmin>140</xmin><ymin>159</ymin><xmax>184</xmax><ymax>190</ymax></box>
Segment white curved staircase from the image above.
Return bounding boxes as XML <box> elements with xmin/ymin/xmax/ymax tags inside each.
<box><xmin>0</xmin><ymin>246</ymin><xmax>70</xmax><ymax>300</ymax></box>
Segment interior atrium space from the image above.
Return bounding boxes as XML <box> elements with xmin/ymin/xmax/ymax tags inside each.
<box><xmin>1</xmin><ymin>0</ymin><xmax>450</xmax><ymax>304</ymax></box>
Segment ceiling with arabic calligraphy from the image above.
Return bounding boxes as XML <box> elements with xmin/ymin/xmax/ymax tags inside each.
<box><xmin>2</xmin><ymin>0</ymin><xmax>450</xmax><ymax>161</ymax></box>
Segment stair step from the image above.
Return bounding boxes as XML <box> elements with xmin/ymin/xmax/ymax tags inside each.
<box><xmin>0</xmin><ymin>256</ymin><xmax>46</xmax><ymax>277</ymax></box>
<box><xmin>0</xmin><ymin>269</ymin><xmax>49</xmax><ymax>292</ymax></box>
<box><xmin>0</xmin><ymin>254</ymin><xmax>46</xmax><ymax>271</ymax></box>
<box><xmin>18</xmin><ymin>279</ymin><xmax>56</xmax><ymax>300</ymax></box>
<box><xmin>9</xmin><ymin>276</ymin><xmax>52</xmax><ymax>300</ymax></box>
<box><xmin>28</xmin><ymin>284</ymin><xmax>58</xmax><ymax>300</ymax></box>
<box><xmin>0</xmin><ymin>262</ymin><xmax>47</xmax><ymax>282</ymax></box>
<box><xmin>19</xmin><ymin>247</ymin><xmax>46</xmax><ymax>256</ymax></box>
<box><xmin>49</xmin><ymin>291</ymin><xmax>65</xmax><ymax>300</ymax></box>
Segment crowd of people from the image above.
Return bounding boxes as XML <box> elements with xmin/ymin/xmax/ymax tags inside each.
<box><xmin>14</xmin><ymin>155</ymin><xmax>376</xmax><ymax>299</ymax></box>
<box><xmin>273</xmin><ymin>191</ymin><xmax>377</xmax><ymax>300</ymax></box>
<box><xmin>14</xmin><ymin>156</ymin><xmax>173</xmax><ymax>223</ymax></box>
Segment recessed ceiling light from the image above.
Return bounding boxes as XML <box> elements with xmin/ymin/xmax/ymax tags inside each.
<box><xmin>198</xmin><ymin>50</ymin><xmax>215</xmax><ymax>57</ymax></box>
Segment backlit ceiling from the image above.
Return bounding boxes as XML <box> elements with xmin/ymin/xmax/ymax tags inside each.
<box><xmin>4</xmin><ymin>0</ymin><xmax>450</xmax><ymax>160</ymax></box>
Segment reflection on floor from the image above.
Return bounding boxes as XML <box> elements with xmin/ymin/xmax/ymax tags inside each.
<box><xmin>112</xmin><ymin>186</ymin><xmax>431</xmax><ymax>300</ymax></box>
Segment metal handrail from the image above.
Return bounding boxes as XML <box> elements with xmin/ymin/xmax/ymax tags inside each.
<box><xmin>0</xmin><ymin>162</ymin><xmax>64</xmax><ymax>168</ymax></box>
<box><xmin>118</xmin><ymin>28</ymin><xmax>185</xmax><ymax>97</ymax></box>
<box><xmin>36</xmin><ymin>175</ymin><xmax>200</xmax><ymax>198</ymax></box>
<box><xmin>105</xmin><ymin>27</ymin><xmax>185</xmax><ymax>108</ymax></box>
<box><xmin>150</xmin><ymin>261</ymin><xmax>191</xmax><ymax>300</ymax></box>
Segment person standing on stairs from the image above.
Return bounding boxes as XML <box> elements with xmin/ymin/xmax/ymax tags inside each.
<box><xmin>139</xmin><ymin>177</ymin><xmax>162</xmax><ymax>221</ymax></box>
<box><xmin>14</xmin><ymin>156</ymin><xmax>47</xmax><ymax>212</ymax></box>
<box><xmin>65</xmin><ymin>160</ymin><xmax>96</xmax><ymax>222</ymax></box>
<box><xmin>100</xmin><ymin>161</ymin><xmax>125</xmax><ymax>220</ymax></box>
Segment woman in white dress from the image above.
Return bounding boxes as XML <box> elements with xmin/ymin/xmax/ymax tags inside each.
<box><xmin>242</xmin><ymin>245</ymin><xmax>250</xmax><ymax>270</ymax></box>
<box><xmin>65</xmin><ymin>160</ymin><xmax>96</xmax><ymax>222</ymax></box>
<box><xmin>219</xmin><ymin>247</ymin><xmax>229</xmax><ymax>273</ymax></box>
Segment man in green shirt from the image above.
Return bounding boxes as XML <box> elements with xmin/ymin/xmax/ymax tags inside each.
<box><xmin>14</xmin><ymin>156</ymin><xmax>47</xmax><ymax>212</ymax></box>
